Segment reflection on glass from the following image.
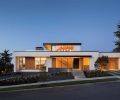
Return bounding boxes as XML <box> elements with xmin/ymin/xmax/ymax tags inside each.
<box><xmin>35</xmin><ymin>57</ymin><xmax>46</xmax><ymax>69</ymax></box>
<box><xmin>19</xmin><ymin>57</ymin><xmax>25</xmax><ymax>69</ymax></box>
<box><xmin>52</xmin><ymin>45</ymin><xmax>74</xmax><ymax>51</ymax></box>
<box><xmin>55</xmin><ymin>58</ymin><xmax>73</xmax><ymax>68</ymax></box>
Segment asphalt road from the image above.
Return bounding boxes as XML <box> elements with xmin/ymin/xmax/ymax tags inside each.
<box><xmin>0</xmin><ymin>81</ymin><xmax>120</xmax><ymax>100</ymax></box>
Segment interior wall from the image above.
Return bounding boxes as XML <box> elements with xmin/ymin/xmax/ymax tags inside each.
<box><xmin>52</xmin><ymin>58</ymin><xmax>56</xmax><ymax>68</ymax></box>
<box><xmin>107</xmin><ymin>58</ymin><xmax>118</xmax><ymax>70</ymax></box>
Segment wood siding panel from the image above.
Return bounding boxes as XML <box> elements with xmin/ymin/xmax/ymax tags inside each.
<box><xmin>79</xmin><ymin>58</ymin><xmax>83</xmax><ymax>70</ymax></box>
<box><xmin>16</xmin><ymin>57</ymin><xmax>19</xmax><ymax>71</ymax></box>
<box><xmin>52</xmin><ymin>58</ymin><xmax>56</xmax><ymax>68</ymax></box>
<box><xmin>25</xmin><ymin>57</ymin><xmax>35</xmax><ymax>69</ymax></box>
<box><xmin>107</xmin><ymin>58</ymin><xmax>118</xmax><ymax>70</ymax></box>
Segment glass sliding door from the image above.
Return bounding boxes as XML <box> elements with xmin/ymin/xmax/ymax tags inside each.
<box><xmin>52</xmin><ymin>57</ymin><xmax>90</xmax><ymax>70</ymax></box>
<box><xmin>52</xmin><ymin>57</ymin><xmax>73</xmax><ymax>69</ymax></box>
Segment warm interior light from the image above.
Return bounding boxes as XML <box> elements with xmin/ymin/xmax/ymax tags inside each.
<box><xmin>83</xmin><ymin>58</ymin><xmax>90</xmax><ymax>65</ymax></box>
<box><xmin>56</xmin><ymin>45</ymin><xmax>74</xmax><ymax>51</ymax></box>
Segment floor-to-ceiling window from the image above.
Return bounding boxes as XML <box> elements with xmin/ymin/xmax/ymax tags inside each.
<box><xmin>16</xmin><ymin>57</ymin><xmax>47</xmax><ymax>70</ymax></box>
<box><xmin>52</xmin><ymin>57</ymin><xmax>90</xmax><ymax>70</ymax></box>
<box><xmin>53</xmin><ymin>57</ymin><xmax>73</xmax><ymax>69</ymax></box>
<box><xmin>35</xmin><ymin>57</ymin><xmax>47</xmax><ymax>69</ymax></box>
<box><xmin>83</xmin><ymin>57</ymin><xmax>90</xmax><ymax>70</ymax></box>
<box><xmin>17</xmin><ymin>57</ymin><xmax>35</xmax><ymax>70</ymax></box>
<box><xmin>16</xmin><ymin>57</ymin><xmax>25</xmax><ymax>70</ymax></box>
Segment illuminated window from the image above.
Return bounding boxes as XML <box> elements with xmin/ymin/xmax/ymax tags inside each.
<box><xmin>83</xmin><ymin>57</ymin><xmax>90</xmax><ymax>70</ymax></box>
<box><xmin>53</xmin><ymin>45</ymin><xmax>74</xmax><ymax>51</ymax></box>
<box><xmin>54</xmin><ymin>57</ymin><xmax>73</xmax><ymax>68</ymax></box>
<box><xmin>83</xmin><ymin>58</ymin><xmax>90</xmax><ymax>65</ymax></box>
<box><xmin>35</xmin><ymin>57</ymin><xmax>46</xmax><ymax>69</ymax></box>
<box><xmin>19</xmin><ymin>57</ymin><xmax>25</xmax><ymax>69</ymax></box>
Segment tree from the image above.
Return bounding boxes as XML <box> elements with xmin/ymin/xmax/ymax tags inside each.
<box><xmin>113</xmin><ymin>24</ymin><xmax>120</xmax><ymax>52</ymax></box>
<box><xmin>0</xmin><ymin>49</ymin><xmax>12</xmax><ymax>65</ymax></box>
<box><xmin>95</xmin><ymin>56</ymin><xmax>109</xmax><ymax>70</ymax></box>
<box><xmin>0</xmin><ymin>50</ymin><xmax>13</xmax><ymax>74</ymax></box>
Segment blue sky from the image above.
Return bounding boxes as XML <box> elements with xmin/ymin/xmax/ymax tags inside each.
<box><xmin>0</xmin><ymin>0</ymin><xmax>120</xmax><ymax>52</ymax></box>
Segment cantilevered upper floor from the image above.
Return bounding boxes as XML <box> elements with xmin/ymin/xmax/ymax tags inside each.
<box><xmin>43</xmin><ymin>43</ymin><xmax>82</xmax><ymax>51</ymax></box>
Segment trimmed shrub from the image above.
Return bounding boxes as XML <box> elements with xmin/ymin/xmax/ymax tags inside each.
<box><xmin>84</xmin><ymin>70</ymin><xmax>111</xmax><ymax>78</ymax></box>
<box><xmin>0</xmin><ymin>72</ymin><xmax>74</xmax><ymax>86</ymax></box>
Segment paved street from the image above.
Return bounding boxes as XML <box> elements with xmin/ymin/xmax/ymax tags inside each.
<box><xmin>0</xmin><ymin>81</ymin><xmax>120</xmax><ymax>100</ymax></box>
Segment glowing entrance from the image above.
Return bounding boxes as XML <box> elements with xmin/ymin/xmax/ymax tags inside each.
<box><xmin>52</xmin><ymin>57</ymin><xmax>90</xmax><ymax>70</ymax></box>
<box><xmin>73</xmin><ymin>58</ymin><xmax>79</xmax><ymax>69</ymax></box>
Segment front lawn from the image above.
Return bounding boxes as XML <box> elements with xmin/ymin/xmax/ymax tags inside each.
<box><xmin>109</xmin><ymin>70</ymin><xmax>120</xmax><ymax>76</ymax></box>
<box><xmin>0</xmin><ymin>72</ymin><xmax>74</xmax><ymax>86</ymax></box>
<box><xmin>84</xmin><ymin>70</ymin><xmax>112</xmax><ymax>78</ymax></box>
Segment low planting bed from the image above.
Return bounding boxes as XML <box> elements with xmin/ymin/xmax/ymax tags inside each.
<box><xmin>84</xmin><ymin>70</ymin><xmax>112</xmax><ymax>78</ymax></box>
<box><xmin>0</xmin><ymin>72</ymin><xmax>74</xmax><ymax>86</ymax></box>
<box><xmin>0</xmin><ymin>78</ymin><xmax>119</xmax><ymax>92</ymax></box>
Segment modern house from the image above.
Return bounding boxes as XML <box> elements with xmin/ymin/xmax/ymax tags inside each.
<box><xmin>13</xmin><ymin>43</ymin><xmax>120</xmax><ymax>72</ymax></box>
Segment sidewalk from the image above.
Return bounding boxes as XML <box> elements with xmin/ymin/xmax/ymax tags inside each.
<box><xmin>0</xmin><ymin>76</ymin><xmax>117</xmax><ymax>89</ymax></box>
<box><xmin>108</xmin><ymin>71</ymin><xmax>120</xmax><ymax>79</ymax></box>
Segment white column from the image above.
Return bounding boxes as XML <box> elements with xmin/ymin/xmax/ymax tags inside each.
<box><xmin>13</xmin><ymin>56</ymin><xmax>16</xmax><ymax>72</ymax></box>
<box><xmin>89</xmin><ymin>57</ymin><xmax>95</xmax><ymax>70</ymax></box>
<box><xmin>45</xmin><ymin>58</ymin><xmax>52</xmax><ymax>72</ymax></box>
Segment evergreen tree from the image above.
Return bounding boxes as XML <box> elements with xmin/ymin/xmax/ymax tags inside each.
<box><xmin>113</xmin><ymin>24</ymin><xmax>120</xmax><ymax>52</ymax></box>
<box><xmin>0</xmin><ymin>49</ymin><xmax>12</xmax><ymax>65</ymax></box>
<box><xmin>0</xmin><ymin>50</ymin><xmax>13</xmax><ymax>74</ymax></box>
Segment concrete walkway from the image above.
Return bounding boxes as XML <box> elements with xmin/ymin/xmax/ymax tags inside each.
<box><xmin>0</xmin><ymin>76</ymin><xmax>117</xmax><ymax>89</ymax></box>
<box><xmin>108</xmin><ymin>71</ymin><xmax>120</xmax><ymax>79</ymax></box>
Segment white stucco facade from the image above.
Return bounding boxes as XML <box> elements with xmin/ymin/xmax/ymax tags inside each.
<box><xmin>13</xmin><ymin>43</ymin><xmax>120</xmax><ymax>72</ymax></box>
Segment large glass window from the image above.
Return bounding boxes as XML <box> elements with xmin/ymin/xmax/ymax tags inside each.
<box><xmin>52</xmin><ymin>45</ymin><xmax>74</xmax><ymax>51</ymax></box>
<box><xmin>53</xmin><ymin>57</ymin><xmax>90</xmax><ymax>70</ymax></box>
<box><xmin>83</xmin><ymin>58</ymin><xmax>90</xmax><ymax>66</ymax></box>
<box><xmin>54</xmin><ymin>57</ymin><xmax>73</xmax><ymax>68</ymax></box>
<box><xmin>83</xmin><ymin>57</ymin><xmax>90</xmax><ymax>70</ymax></box>
<box><xmin>17</xmin><ymin>57</ymin><xmax>47</xmax><ymax>70</ymax></box>
<box><xmin>18</xmin><ymin>57</ymin><xmax>25</xmax><ymax>70</ymax></box>
<box><xmin>35</xmin><ymin>57</ymin><xmax>47</xmax><ymax>69</ymax></box>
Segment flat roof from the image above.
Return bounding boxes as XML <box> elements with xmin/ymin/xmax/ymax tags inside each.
<box><xmin>43</xmin><ymin>43</ymin><xmax>82</xmax><ymax>46</ymax></box>
<box><xmin>50</xmin><ymin>55</ymin><xmax>92</xmax><ymax>57</ymax></box>
<box><xmin>14</xmin><ymin>51</ymin><xmax>98</xmax><ymax>52</ymax></box>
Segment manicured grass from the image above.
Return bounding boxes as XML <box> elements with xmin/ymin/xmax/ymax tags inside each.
<box><xmin>115</xmin><ymin>73</ymin><xmax>120</xmax><ymax>75</ymax></box>
<box><xmin>84</xmin><ymin>70</ymin><xmax>112</xmax><ymax>78</ymax></box>
<box><xmin>0</xmin><ymin>78</ymin><xmax>119</xmax><ymax>92</ymax></box>
<box><xmin>107</xmin><ymin>71</ymin><xmax>120</xmax><ymax>76</ymax></box>
<box><xmin>111</xmin><ymin>72</ymin><xmax>120</xmax><ymax>76</ymax></box>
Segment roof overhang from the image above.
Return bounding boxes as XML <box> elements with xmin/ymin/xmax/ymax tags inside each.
<box><xmin>50</xmin><ymin>55</ymin><xmax>92</xmax><ymax>57</ymax></box>
<box><xmin>43</xmin><ymin>43</ymin><xmax>82</xmax><ymax>46</ymax></box>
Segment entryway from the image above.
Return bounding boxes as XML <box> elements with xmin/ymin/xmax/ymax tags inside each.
<box><xmin>73</xmin><ymin>58</ymin><xmax>79</xmax><ymax>69</ymax></box>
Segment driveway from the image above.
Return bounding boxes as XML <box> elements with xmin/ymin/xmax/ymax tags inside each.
<box><xmin>0</xmin><ymin>81</ymin><xmax>120</xmax><ymax>100</ymax></box>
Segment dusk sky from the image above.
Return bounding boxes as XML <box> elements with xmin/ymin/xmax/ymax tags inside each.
<box><xmin>0</xmin><ymin>0</ymin><xmax>120</xmax><ymax>52</ymax></box>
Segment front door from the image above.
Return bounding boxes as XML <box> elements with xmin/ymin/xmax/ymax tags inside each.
<box><xmin>73</xmin><ymin>58</ymin><xmax>79</xmax><ymax>69</ymax></box>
